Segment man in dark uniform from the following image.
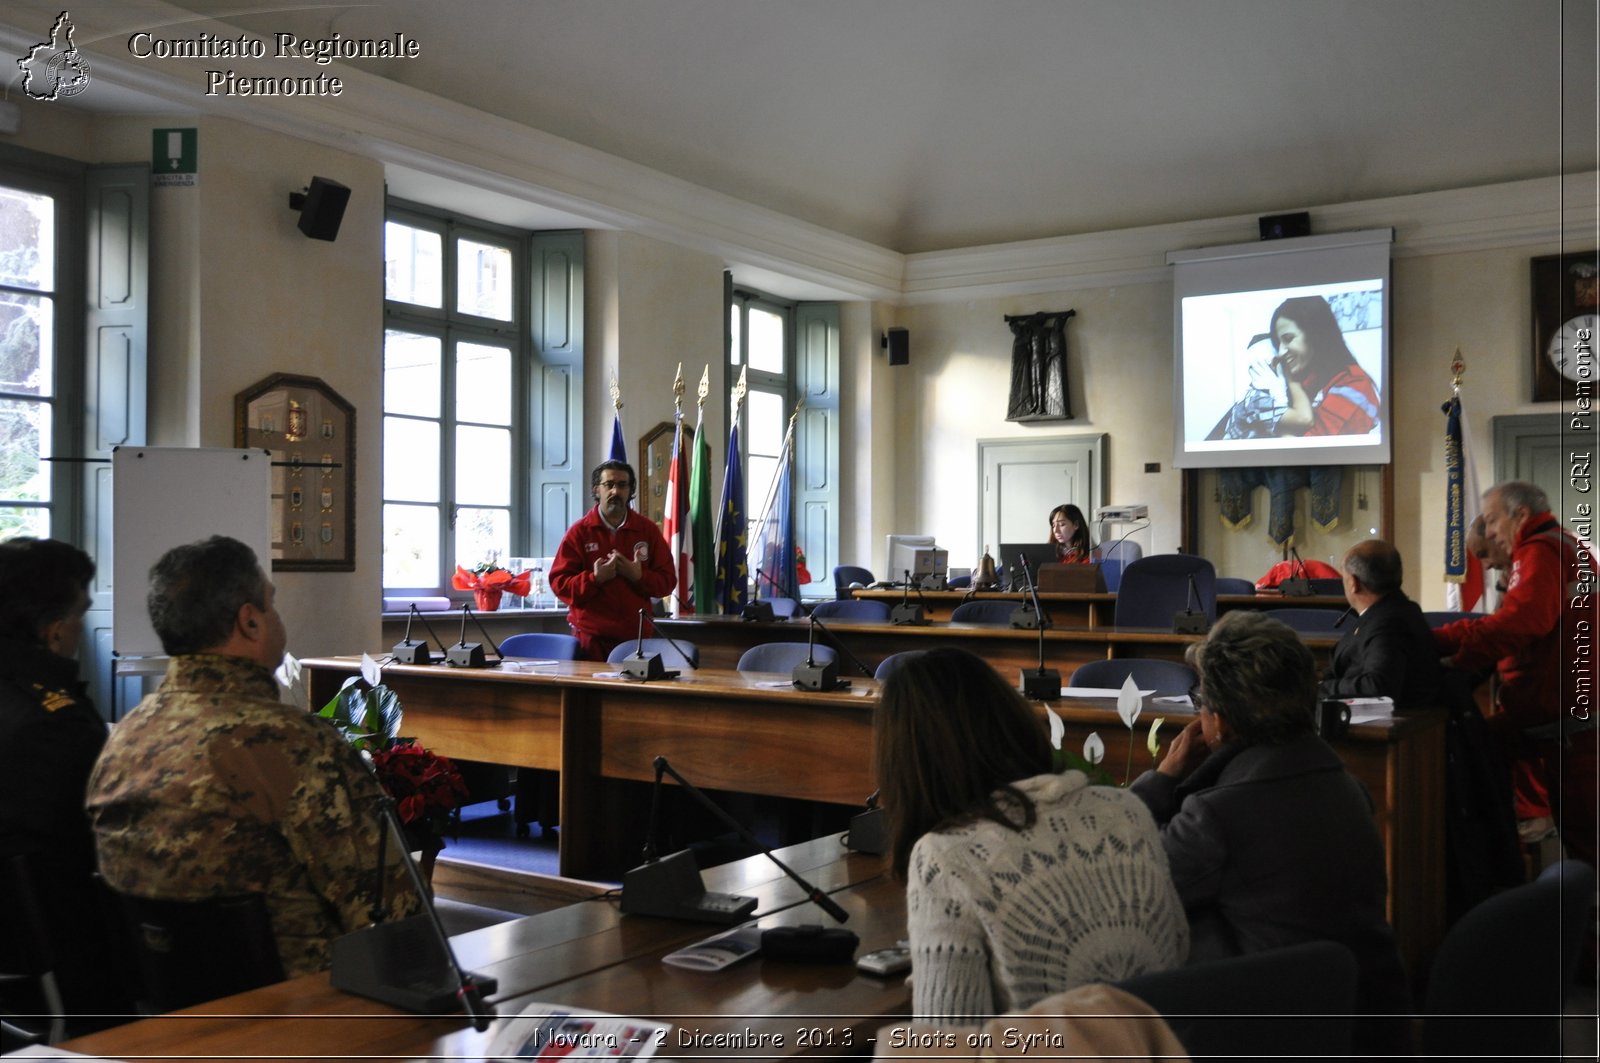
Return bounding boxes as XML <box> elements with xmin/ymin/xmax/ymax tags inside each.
<box><xmin>1319</xmin><ymin>539</ymin><xmax>1440</xmax><ymax>705</ymax></box>
<box><xmin>0</xmin><ymin>538</ymin><xmax>133</xmax><ymax>1030</ymax></box>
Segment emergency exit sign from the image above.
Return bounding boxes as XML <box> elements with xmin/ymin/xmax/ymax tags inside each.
<box><xmin>152</xmin><ymin>128</ymin><xmax>197</xmax><ymax>187</ymax></box>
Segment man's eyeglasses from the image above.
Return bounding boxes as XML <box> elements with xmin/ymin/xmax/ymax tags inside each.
<box><xmin>596</xmin><ymin>480</ymin><xmax>631</xmax><ymax>491</ymax></box>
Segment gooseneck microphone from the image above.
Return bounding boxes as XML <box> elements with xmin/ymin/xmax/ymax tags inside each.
<box><xmin>653</xmin><ymin>756</ymin><xmax>850</xmax><ymax>923</ymax></box>
<box><xmin>740</xmin><ymin>567</ymin><xmax>778</xmax><ymax>622</ymax></box>
<box><xmin>890</xmin><ymin>568</ymin><xmax>928</xmax><ymax>625</ymax></box>
<box><xmin>1173</xmin><ymin>571</ymin><xmax>1208</xmax><ymax>634</ymax></box>
<box><xmin>620</xmin><ymin>608</ymin><xmax>673</xmax><ymax>681</ymax></box>
<box><xmin>391</xmin><ymin>604</ymin><xmax>444</xmax><ymax>666</ymax></box>
<box><xmin>801</xmin><ymin>611</ymin><xmax>875</xmax><ymax>685</ymax></box>
<box><xmin>331</xmin><ymin>760</ymin><xmax>497</xmax><ymax>1029</ymax></box>
<box><xmin>445</xmin><ymin>603</ymin><xmax>504</xmax><ymax>668</ymax></box>
<box><xmin>1016</xmin><ymin>555</ymin><xmax>1061</xmax><ymax>700</ymax></box>
<box><xmin>1281</xmin><ymin>546</ymin><xmax>1313</xmax><ymax>597</ymax></box>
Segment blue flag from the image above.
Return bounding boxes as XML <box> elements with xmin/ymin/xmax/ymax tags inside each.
<box><xmin>749</xmin><ymin>422</ymin><xmax>796</xmax><ymax>601</ymax></box>
<box><xmin>608</xmin><ymin>410</ymin><xmax>627</xmax><ymax>465</ymax></box>
<box><xmin>713</xmin><ymin>421</ymin><xmax>747</xmax><ymax>613</ymax></box>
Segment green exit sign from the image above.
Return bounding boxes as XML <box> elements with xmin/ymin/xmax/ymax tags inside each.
<box><xmin>151</xmin><ymin>128</ymin><xmax>197</xmax><ymax>186</ymax></box>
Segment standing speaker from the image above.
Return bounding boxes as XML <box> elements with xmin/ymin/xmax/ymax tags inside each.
<box><xmin>291</xmin><ymin>177</ymin><xmax>351</xmax><ymax>242</ymax></box>
<box><xmin>884</xmin><ymin>327</ymin><xmax>909</xmax><ymax>366</ymax></box>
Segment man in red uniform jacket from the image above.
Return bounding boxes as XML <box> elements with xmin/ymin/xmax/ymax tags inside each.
<box><xmin>550</xmin><ymin>460</ymin><xmax>676</xmax><ymax>661</ymax></box>
<box><xmin>1434</xmin><ymin>481</ymin><xmax>1597</xmax><ymax>871</ymax></box>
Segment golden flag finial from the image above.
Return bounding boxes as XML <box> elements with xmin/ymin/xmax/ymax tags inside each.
<box><xmin>1450</xmin><ymin>348</ymin><xmax>1465</xmax><ymax>393</ymax></box>
<box><xmin>673</xmin><ymin>362</ymin><xmax>685</xmax><ymax>413</ymax></box>
<box><xmin>609</xmin><ymin>370</ymin><xmax>623</xmax><ymax>411</ymax></box>
<box><xmin>697</xmin><ymin>365</ymin><xmax>710</xmax><ymax>410</ymax></box>
<box><xmin>732</xmin><ymin>365</ymin><xmax>748</xmax><ymax>412</ymax></box>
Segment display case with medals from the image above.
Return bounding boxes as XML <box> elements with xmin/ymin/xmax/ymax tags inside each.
<box><xmin>234</xmin><ymin>373</ymin><xmax>356</xmax><ymax>571</ymax></box>
<box><xmin>1531</xmin><ymin>250</ymin><xmax>1599</xmax><ymax>403</ymax></box>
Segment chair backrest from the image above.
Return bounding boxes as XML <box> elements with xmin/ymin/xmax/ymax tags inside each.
<box><xmin>1068</xmin><ymin>657</ymin><xmax>1198</xmax><ymax>695</ymax></box>
<box><xmin>499</xmin><ymin>632</ymin><xmax>581</xmax><ymax>660</ymax></box>
<box><xmin>1424</xmin><ymin>610</ymin><xmax>1474</xmax><ymax>627</ymax></box>
<box><xmin>949</xmin><ymin>599</ymin><xmax>1023</xmax><ymax>625</ymax></box>
<box><xmin>606</xmin><ymin>637</ymin><xmax>699</xmax><ymax>669</ymax></box>
<box><xmin>2</xmin><ymin>854</ymin><xmax>65</xmax><ymax>1045</ymax></box>
<box><xmin>832</xmin><ymin>565</ymin><xmax>874</xmax><ymax>600</ymax></box>
<box><xmin>736</xmin><ymin>642</ymin><xmax>836</xmax><ymax>674</ymax></box>
<box><xmin>1098</xmin><ymin>539</ymin><xmax>1144</xmax><ymax>564</ymax></box>
<box><xmin>1099</xmin><ymin>558</ymin><xmax>1125</xmax><ymax>592</ymax></box>
<box><xmin>1260</xmin><ymin>606</ymin><xmax>1347</xmax><ymax>634</ymax></box>
<box><xmin>1422</xmin><ymin>859</ymin><xmax>1597</xmax><ymax>1059</ymax></box>
<box><xmin>102</xmin><ymin>885</ymin><xmax>286</xmax><ymax>1013</ymax></box>
<box><xmin>1214</xmin><ymin>576</ymin><xmax>1257</xmax><ymax>596</ymax></box>
<box><xmin>808</xmin><ymin>598</ymin><xmax>891</xmax><ymax>622</ymax></box>
<box><xmin>763</xmin><ymin>596</ymin><xmax>801</xmax><ymax>619</ymax></box>
<box><xmin>873</xmin><ymin>650</ymin><xmax>926</xmax><ymax>681</ymax></box>
<box><xmin>1116</xmin><ymin>939</ymin><xmax>1358</xmax><ymax>1061</ymax></box>
<box><xmin>1113</xmin><ymin>554</ymin><xmax>1216</xmax><ymax>629</ymax></box>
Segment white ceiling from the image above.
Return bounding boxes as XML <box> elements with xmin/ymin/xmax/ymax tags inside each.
<box><xmin>6</xmin><ymin>1</ymin><xmax>1596</xmax><ymax>258</ymax></box>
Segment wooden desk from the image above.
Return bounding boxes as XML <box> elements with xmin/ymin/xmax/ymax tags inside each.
<box><xmin>849</xmin><ymin>587</ymin><xmax>1348</xmax><ymax>626</ymax></box>
<box><xmin>656</xmin><ymin>615</ymin><xmax>1335</xmax><ymax>678</ymax></box>
<box><xmin>59</xmin><ymin>837</ymin><xmax>910</xmax><ymax>1061</ymax></box>
<box><xmin>302</xmin><ymin>656</ymin><xmax>1440</xmax><ymax>973</ymax></box>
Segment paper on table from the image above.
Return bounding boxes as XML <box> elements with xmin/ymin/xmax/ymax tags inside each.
<box><xmin>1343</xmin><ymin>696</ymin><xmax>1395</xmax><ymax>724</ymax></box>
<box><xmin>1059</xmin><ymin>686</ymin><xmax>1154</xmax><ymax>699</ymax></box>
<box><xmin>499</xmin><ymin>658</ymin><xmax>559</xmax><ymax>671</ymax></box>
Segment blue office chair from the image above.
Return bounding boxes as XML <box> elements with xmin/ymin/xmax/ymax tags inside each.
<box><xmin>1261</xmin><ymin>607</ymin><xmax>1347</xmax><ymax>634</ymax></box>
<box><xmin>1215</xmin><ymin>576</ymin><xmax>1256</xmax><ymax>596</ymax></box>
<box><xmin>1098</xmin><ymin>539</ymin><xmax>1144</xmax><ymax>566</ymax></box>
<box><xmin>500</xmin><ymin>632</ymin><xmax>581</xmax><ymax>659</ymax></box>
<box><xmin>946</xmin><ymin>573</ymin><xmax>972</xmax><ymax>589</ymax></box>
<box><xmin>606</xmin><ymin>638</ymin><xmax>700</xmax><ymax>670</ymax></box>
<box><xmin>832</xmin><ymin>565</ymin><xmax>874</xmax><ymax>601</ymax></box>
<box><xmin>1116</xmin><ymin>940</ymin><xmax>1358</xmax><ymax>1062</ymax></box>
<box><xmin>808</xmin><ymin>599</ymin><xmax>891</xmax><ymax>622</ymax></box>
<box><xmin>759</xmin><ymin>596</ymin><xmax>802</xmax><ymax>619</ymax></box>
<box><xmin>1422</xmin><ymin>859</ymin><xmax>1597</xmax><ymax>1060</ymax></box>
<box><xmin>1068</xmin><ymin>657</ymin><xmax>1197</xmax><ymax>696</ymax></box>
<box><xmin>949</xmin><ymin>599</ymin><xmax>1023</xmax><ymax>625</ymax></box>
<box><xmin>1099</xmin><ymin>558</ymin><xmax>1125</xmax><ymax>592</ymax></box>
<box><xmin>1112</xmin><ymin>555</ymin><xmax>1216</xmax><ymax>629</ymax></box>
<box><xmin>873</xmin><ymin>650</ymin><xmax>926</xmax><ymax>681</ymax></box>
<box><xmin>1424</xmin><ymin>610</ymin><xmax>1474</xmax><ymax>627</ymax></box>
<box><xmin>736</xmin><ymin>642</ymin><xmax>836</xmax><ymax>673</ymax></box>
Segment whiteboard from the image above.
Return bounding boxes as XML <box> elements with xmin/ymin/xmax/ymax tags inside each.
<box><xmin>112</xmin><ymin>447</ymin><xmax>272</xmax><ymax>657</ymax></box>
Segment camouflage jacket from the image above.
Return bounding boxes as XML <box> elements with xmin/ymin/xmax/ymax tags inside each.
<box><xmin>87</xmin><ymin>654</ymin><xmax>419</xmax><ymax>977</ymax></box>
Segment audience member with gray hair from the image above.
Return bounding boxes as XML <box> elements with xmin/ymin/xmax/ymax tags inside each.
<box><xmin>1131</xmin><ymin>610</ymin><xmax>1412</xmax><ymax>1057</ymax></box>
<box><xmin>1318</xmin><ymin>539</ymin><xmax>1440</xmax><ymax>704</ymax></box>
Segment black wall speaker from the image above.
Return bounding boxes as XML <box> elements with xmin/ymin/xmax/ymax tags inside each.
<box><xmin>290</xmin><ymin>177</ymin><xmax>351</xmax><ymax>242</ymax></box>
<box><xmin>1258</xmin><ymin>211</ymin><xmax>1310</xmax><ymax>241</ymax></box>
<box><xmin>883</xmin><ymin>327</ymin><xmax>909</xmax><ymax>366</ymax></box>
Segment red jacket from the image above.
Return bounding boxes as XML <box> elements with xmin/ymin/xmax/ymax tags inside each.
<box><xmin>1303</xmin><ymin>362</ymin><xmax>1380</xmax><ymax>437</ymax></box>
<box><xmin>1434</xmin><ymin>512</ymin><xmax>1596</xmax><ymax>728</ymax></box>
<box><xmin>549</xmin><ymin>507</ymin><xmax>677</xmax><ymax>643</ymax></box>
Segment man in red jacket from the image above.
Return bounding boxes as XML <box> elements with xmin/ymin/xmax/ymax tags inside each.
<box><xmin>1434</xmin><ymin>481</ymin><xmax>1597</xmax><ymax>870</ymax></box>
<box><xmin>550</xmin><ymin>459</ymin><xmax>677</xmax><ymax>661</ymax></box>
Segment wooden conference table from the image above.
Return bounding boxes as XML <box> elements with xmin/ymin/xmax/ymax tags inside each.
<box><xmin>301</xmin><ymin>655</ymin><xmax>1445</xmax><ymax>972</ymax></box>
<box><xmin>60</xmin><ymin>836</ymin><xmax>914</xmax><ymax>1061</ymax></box>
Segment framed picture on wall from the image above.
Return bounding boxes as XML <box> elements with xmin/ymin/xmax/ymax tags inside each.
<box><xmin>638</xmin><ymin>421</ymin><xmax>675</xmax><ymax>527</ymax></box>
<box><xmin>1531</xmin><ymin>250</ymin><xmax>1599</xmax><ymax>403</ymax></box>
<box><xmin>234</xmin><ymin>373</ymin><xmax>356</xmax><ymax>571</ymax></box>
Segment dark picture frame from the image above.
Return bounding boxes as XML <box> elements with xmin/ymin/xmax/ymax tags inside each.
<box><xmin>638</xmin><ymin>420</ymin><xmax>675</xmax><ymax>527</ymax></box>
<box><xmin>233</xmin><ymin>373</ymin><xmax>356</xmax><ymax>571</ymax></box>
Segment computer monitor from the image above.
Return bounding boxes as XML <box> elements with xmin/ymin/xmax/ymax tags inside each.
<box><xmin>910</xmin><ymin>548</ymin><xmax>949</xmax><ymax>584</ymax></box>
<box><xmin>998</xmin><ymin>543</ymin><xmax>1061</xmax><ymax>591</ymax></box>
<box><xmin>885</xmin><ymin>534</ymin><xmax>937</xmax><ymax>584</ymax></box>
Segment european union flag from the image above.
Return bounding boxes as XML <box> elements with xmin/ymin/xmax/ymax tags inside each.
<box><xmin>713</xmin><ymin>421</ymin><xmax>746</xmax><ymax>613</ymax></box>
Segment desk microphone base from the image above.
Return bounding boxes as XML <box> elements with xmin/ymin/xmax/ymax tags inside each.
<box><xmin>1020</xmin><ymin>667</ymin><xmax>1061</xmax><ymax>700</ymax></box>
<box><xmin>621</xmin><ymin>849</ymin><xmax>757</xmax><ymax>924</ymax></box>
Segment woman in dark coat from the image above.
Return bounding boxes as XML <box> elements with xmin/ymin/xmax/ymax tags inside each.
<box><xmin>1130</xmin><ymin>610</ymin><xmax>1412</xmax><ymax>1057</ymax></box>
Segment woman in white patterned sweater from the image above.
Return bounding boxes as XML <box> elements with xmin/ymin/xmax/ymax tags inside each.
<box><xmin>874</xmin><ymin>648</ymin><xmax>1189</xmax><ymax>1022</ymax></box>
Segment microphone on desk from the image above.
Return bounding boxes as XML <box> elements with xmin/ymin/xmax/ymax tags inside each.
<box><xmin>890</xmin><ymin>569</ymin><xmax>927</xmax><ymax>626</ymax></box>
<box><xmin>792</xmin><ymin>616</ymin><xmax>844</xmax><ymax>692</ymax></box>
<box><xmin>740</xmin><ymin>567</ymin><xmax>778</xmax><ymax>622</ymax></box>
<box><xmin>330</xmin><ymin>761</ymin><xmax>497</xmax><ymax>1029</ymax></box>
<box><xmin>1333</xmin><ymin>605</ymin><xmax>1355</xmax><ymax>628</ymax></box>
<box><xmin>801</xmin><ymin>611</ymin><xmax>875</xmax><ymax>687</ymax></box>
<box><xmin>1009</xmin><ymin>555</ymin><xmax>1052</xmax><ymax>631</ymax></box>
<box><xmin>620</xmin><ymin>608</ymin><xmax>677</xmax><ymax>681</ymax></box>
<box><xmin>1015</xmin><ymin>554</ymin><xmax>1061</xmax><ymax>700</ymax></box>
<box><xmin>1173</xmin><ymin>572</ymin><xmax>1209</xmax><ymax>634</ymax></box>
<box><xmin>391</xmin><ymin>604</ymin><xmax>444</xmax><ymax>666</ymax></box>
<box><xmin>1281</xmin><ymin>545</ymin><xmax>1314</xmax><ymax>597</ymax></box>
<box><xmin>621</xmin><ymin>756</ymin><xmax>852</xmax><ymax>927</ymax></box>
<box><xmin>843</xmin><ymin>788</ymin><xmax>887</xmax><ymax>856</ymax></box>
<box><xmin>445</xmin><ymin>603</ymin><xmax>504</xmax><ymax>668</ymax></box>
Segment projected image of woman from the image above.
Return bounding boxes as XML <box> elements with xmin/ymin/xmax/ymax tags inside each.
<box><xmin>1269</xmin><ymin>295</ymin><xmax>1380</xmax><ymax>437</ymax></box>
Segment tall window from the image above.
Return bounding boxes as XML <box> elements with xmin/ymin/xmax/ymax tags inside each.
<box><xmin>729</xmin><ymin>290</ymin><xmax>793</xmax><ymax>543</ymax></box>
<box><xmin>0</xmin><ymin>180</ymin><xmax>63</xmax><ymax>538</ymax></box>
<box><xmin>383</xmin><ymin>207</ymin><xmax>525</xmax><ymax>592</ymax></box>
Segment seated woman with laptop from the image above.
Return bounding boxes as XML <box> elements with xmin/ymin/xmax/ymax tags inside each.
<box><xmin>873</xmin><ymin>648</ymin><xmax>1188</xmax><ymax>1021</ymax></box>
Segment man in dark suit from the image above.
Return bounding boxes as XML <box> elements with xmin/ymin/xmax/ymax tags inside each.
<box><xmin>1318</xmin><ymin>539</ymin><xmax>1440</xmax><ymax>705</ymax></box>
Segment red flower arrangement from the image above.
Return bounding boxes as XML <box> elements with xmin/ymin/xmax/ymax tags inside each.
<box><xmin>452</xmin><ymin>562</ymin><xmax>532</xmax><ymax>611</ymax></box>
<box><xmin>371</xmin><ymin>740</ymin><xmax>471</xmax><ymax>834</ymax></box>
